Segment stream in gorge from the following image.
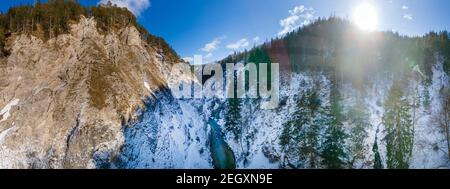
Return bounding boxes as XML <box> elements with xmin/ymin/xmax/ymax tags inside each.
<box><xmin>208</xmin><ymin>118</ymin><xmax>236</xmax><ymax>169</ymax></box>
<box><xmin>116</xmin><ymin>90</ymin><xmax>236</xmax><ymax>169</ymax></box>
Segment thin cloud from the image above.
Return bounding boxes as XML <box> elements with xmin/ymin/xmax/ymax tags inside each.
<box><xmin>200</xmin><ymin>36</ymin><xmax>225</xmax><ymax>52</ymax></box>
<box><xmin>99</xmin><ymin>0</ymin><xmax>151</xmax><ymax>16</ymax></box>
<box><xmin>403</xmin><ymin>14</ymin><xmax>413</xmax><ymax>20</ymax></box>
<box><xmin>253</xmin><ymin>36</ymin><xmax>260</xmax><ymax>43</ymax></box>
<box><xmin>204</xmin><ymin>53</ymin><xmax>213</xmax><ymax>59</ymax></box>
<box><xmin>402</xmin><ymin>5</ymin><xmax>409</xmax><ymax>10</ymax></box>
<box><xmin>278</xmin><ymin>5</ymin><xmax>315</xmax><ymax>37</ymax></box>
<box><xmin>226</xmin><ymin>38</ymin><xmax>250</xmax><ymax>50</ymax></box>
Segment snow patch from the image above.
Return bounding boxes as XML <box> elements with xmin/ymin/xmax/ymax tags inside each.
<box><xmin>118</xmin><ymin>93</ymin><xmax>213</xmax><ymax>168</ymax></box>
<box><xmin>0</xmin><ymin>99</ymin><xmax>20</xmax><ymax>123</ymax></box>
<box><xmin>144</xmin><ymin>80</ymin><xmax>151</xmax><ymax>91</ymax></box>
<box><xmin>0</xmin><ymin>126</ymin><xmax>16</xmax><ymax>143</ymax></box>
<box><xmin>410</xmin><ymin>61</ymin><xmax>449</xmax><ymax>168</ymax></box>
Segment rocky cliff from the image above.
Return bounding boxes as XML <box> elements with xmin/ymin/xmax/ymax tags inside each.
<box><xmin>0</xmin><ymin>16</ymin><xmax>179</xmax><ymax>168</ymax></box>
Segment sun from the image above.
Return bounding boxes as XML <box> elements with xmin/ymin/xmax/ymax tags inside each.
<box><xmin>352</xmin><ymin>3</ymin><xmax>378</xmax><ymax>31</ymax></box>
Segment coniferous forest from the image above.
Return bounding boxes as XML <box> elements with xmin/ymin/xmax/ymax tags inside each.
<box><xmin>218</xmin><ymin>17</ymin><xmax>450</xmax><ymax>169</ymax></box>
<box><xmin>0</xmin><ymin>0</ymin><xmax>180</xmax><ymax>62</ymax></box>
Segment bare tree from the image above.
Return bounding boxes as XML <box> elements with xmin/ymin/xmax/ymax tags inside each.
<box><xmin>49</xmin><ymin>15</ymin><xmax>52</xmax><ymax>39</ymax></box>
<box><xmin>439</xmin><ymin>88</ymin><xmax>450</xmax><ymax>161</ymax></box>
<box><xmin>9</xmin><ymin>15</ymin><xmax>12</xmax><ymax>30</ymax></box>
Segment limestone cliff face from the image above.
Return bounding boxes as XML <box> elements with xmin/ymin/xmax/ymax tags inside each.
<box><xmin>0</xmin><ymin>16</ymin><xmax>176</xmax><ymax>168</ymax></box>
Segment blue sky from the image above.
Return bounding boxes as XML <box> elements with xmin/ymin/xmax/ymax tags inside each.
<box><xmin>1</xmin><ymin>0</ymin><xmax>450</xmax><ymax>63</ymax></box>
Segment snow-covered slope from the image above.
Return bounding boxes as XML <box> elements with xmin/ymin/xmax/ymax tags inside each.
<box><xmin>118</xmin><ymin>59</ymin><xmax>449</xmax><ymax>169</ymax></box>
<box><xmin>0</xmin><ymin>16</ymin><xmax>175</xmax><ymax>168</ymax></box>
<box><xmin>117</xmin><ymin>91</ymin><xmax>215</xmax><ymax>168</ymax></box>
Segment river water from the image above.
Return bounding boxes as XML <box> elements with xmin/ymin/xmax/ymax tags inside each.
<box><xmin>208</xmin><ymin>118</ymin><xmax>236</xmax><ymax>169</ymax></box>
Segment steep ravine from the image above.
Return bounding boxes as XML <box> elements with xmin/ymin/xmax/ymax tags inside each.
<box><xmin>117</xmin><ymin>61</ymin><xmax>449</xmax><ymax>169</ymax></box>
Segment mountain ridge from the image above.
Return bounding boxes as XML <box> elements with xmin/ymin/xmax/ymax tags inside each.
<box><xmin>0</xmin><ymin>0</ymin><xmax>181</xmax><ymax>63</ymax></box>
<box><xmin>0</xmin><ymin>4</ymin><xmax>188</xmax><ymax>167</ymax></box>
<box><xmin>221</xmin><ymin>17</ymin><xmax>450</xmax><ymax>76</ymax></box>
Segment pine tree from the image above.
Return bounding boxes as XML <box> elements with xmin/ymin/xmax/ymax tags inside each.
<box><xmin>246</xmin><ymin>47</ymin><xmax>272</xmax><ymax>96</ymax></box>
<box><xmin>224</xmin><ymin>47</ymin><xmax>272</xmax><ymax>141</ymax></box>
<box><xmin>34</xmin><ymin>0</ymin><xmax>42</xmax><ymax>7</ymax></box>
<box><xmin>347</xmin><ymin>100</ymin><xmax>370</xmax><ymax>168</ymax></box>
<box><xmin>225</xmin><ymin>60</ymin><xmax>242</xmax><ymax>141</ymax></box>
<box><xmin>372</xmin><ymin>134</ymin><xmax>383</xmax><ymax>169</ymax></box>
<box><xmin>321</xmin><ymin>82</ymin><xmax>348</xmax><ymax>169</ymax></box>
<box><xmin>383</xmin><ymin>80</ymin><xmax>414</xmax><ymax>169</ymax></box>
<box><xmin>225</xmin><ymin>96</ymin><xmax>241</xmax><ymax>140</ymax></box>
<box><xmin>437</xmin><ymin>88</ymin><xmax>450</xmax><ymax>161</ymax></box>
<box><xmin>0</xmin><ymin>26</ymin><xmax>5</xmax><ymax>57</ymax></box>
<box><xmin>280</xmin><ymin>84</ymin><xmax>322</xmax><ymax>168</ymax></box>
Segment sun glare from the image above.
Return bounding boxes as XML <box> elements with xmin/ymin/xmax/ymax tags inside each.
<box><xmin>352</xmin><ymin>3</ymin><xmax>378</xmax><ymax>31</ymax></box>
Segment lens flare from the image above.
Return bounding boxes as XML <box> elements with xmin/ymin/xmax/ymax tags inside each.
<box><xmin>352</xmin><ymin>3</ymin><xmax>378</xmax><ymax>31</ymax></box>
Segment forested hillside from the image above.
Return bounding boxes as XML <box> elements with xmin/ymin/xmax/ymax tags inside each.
<box><xmin>0</xmin><ymin>0</ymin><xmax>180</xmax><ymax>62</ymax></box>
<box><xmin>214</xmin><ymin>17</ymin><xmax>450</xmax><ymax>169</ymax></box>
<box><xmin>223</xmin><ymin>17</ymin><xmax>450</xmax><ymax>76</ymax></box>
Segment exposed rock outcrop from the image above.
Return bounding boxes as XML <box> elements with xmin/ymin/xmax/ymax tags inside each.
<box><xmin>0</xmin><ymin>16</ymin><xmax>179</xmax><ymax>168</ymax></box>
